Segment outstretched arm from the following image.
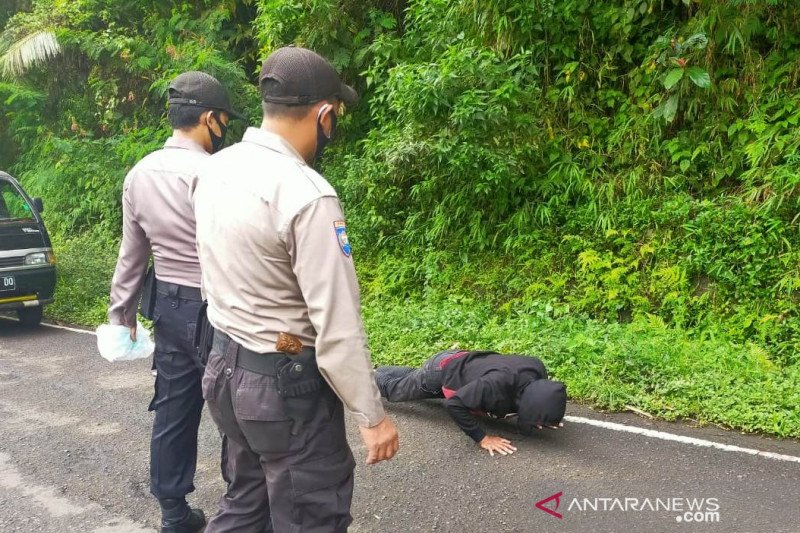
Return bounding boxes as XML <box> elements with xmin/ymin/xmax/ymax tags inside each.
<box><xmin>445</xmin><ymin>380</ymin><xmax>517</xmax><ymax>456</ymax></box>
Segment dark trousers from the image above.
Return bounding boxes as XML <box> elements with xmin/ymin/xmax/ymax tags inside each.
<box><xmin>374</xmin><ymin>350</ymin><xmax>460</xmax><ymax>402</ymax></box>
<box><xmin>149</xmin><ymin>282</ymin><xmax>204</xmax><ymax>499</ymax></box>
<box><xmin>202</xmin><ymin>335</ymin><xmax>355</xmax><ymax>533</ymax></box>
<box><xmin>215</xmin><ymin>436</ymin><xmax>273</xmax><ymax>532</ymax></box>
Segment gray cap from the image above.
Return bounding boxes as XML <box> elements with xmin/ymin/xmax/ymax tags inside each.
<box><xmin>168</xmin><ymin>71</ymin><xmax>245</xmax><ymax>120</ymax></box>
<box><xmin>259</xmin><ymin>47</ymin><xmax>358</xmax><ymax>106</ymax></box>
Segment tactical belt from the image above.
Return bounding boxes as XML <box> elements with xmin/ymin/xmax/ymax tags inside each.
<box><xmin>155</xmin><ymin>280</ymin><xmax>203</xmax><ymax>301</ymax></box>
<box><xmin>212</xmin><ymin>330</ymin><xmax>314</xmax><ymax>376</ymax></box>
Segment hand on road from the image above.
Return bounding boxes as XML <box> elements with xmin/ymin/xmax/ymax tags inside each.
<box><xmin>480</xmin><ymin>435</ymin><xmax>517</xmax><ymax>457</ymax></box>
<box><xmin>360</xmin><ymin>416</ymin><xmax>399</xmax><ymax>465</ymax></box>
<box><xmin>129</xmin><ymin>326</ymin><xmax>137</xmax><ymax>342</ymax></box>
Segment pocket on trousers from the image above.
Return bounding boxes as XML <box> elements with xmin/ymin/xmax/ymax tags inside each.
<box><xmin>235</xmin><ymin>384</ymin><xmax>297</xmax><ymax>455</ymax></box>
<box><xmin>147</xmin><ymin>373</ymin><xmax>159</xmax><ymax>412</ymax></box>
<box><xmin>289</xmin><ymin>447</ymin><xmax>355</xmax><ymax>531</ymax></box>
<box><xmin>186</xmin><ymin>321</ymin><xmax>196</xmax><ymax>345</ymax></box>
<box><xmin>201</xmin><ymin>351</ymin><xmax>224</xmax><ymax>402</ymax></box>
<box><xmin>290</xmin><ymin>447</ymin><xmax>355</xmax><ymax>498</ymax></box>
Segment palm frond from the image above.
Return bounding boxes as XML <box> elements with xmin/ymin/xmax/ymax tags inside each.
<box><xmin>0</xmin><ymin>30</ymin><xmax>61</xmax><ymax>79</ymax></box>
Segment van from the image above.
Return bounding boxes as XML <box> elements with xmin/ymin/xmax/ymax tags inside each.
<box><xmin>0</xmin><ymin>171</ymin><xmax>56</xmax><ymax>326</ymax></box>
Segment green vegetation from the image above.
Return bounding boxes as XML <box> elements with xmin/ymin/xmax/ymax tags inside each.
<box><xmin>364</xmin><ymin>295</ymin><xmax>800</xmax><ymax>438</ymax></box>
<box><xmin>1</xmin><ymin>1</ymin><xmax>798</xmax><ymax>437</ymax></box>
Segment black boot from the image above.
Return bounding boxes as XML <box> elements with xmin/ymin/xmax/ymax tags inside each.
<box><xmin>160</xmin><ymin>498</ymin><xmax>207</xmax><ymax>533</ymax></box>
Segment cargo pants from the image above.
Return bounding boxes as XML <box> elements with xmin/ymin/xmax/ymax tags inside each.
<box><xmin>374</xmin><ymin>350</ymin><xmax>461</xmax><ymax>402</ymax></box>
<box><xmin>150</xmin><ymin>281</ymin><xmax>263</xmax><ymax>520</ymax></box>
<box><xmin>149</xmin><ymin>282</ymin><xmax>205</xmax><ymax>499</ymax></box>
<box><xmin>202</xmin><ymin>334</ymin><xmax>356</xmax><ymax>533</ymax></box>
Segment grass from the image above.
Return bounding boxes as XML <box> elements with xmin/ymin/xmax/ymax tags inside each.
<box><xmin>43</xmin><ymin>237</ymin><xmax>800</xmax><ymax>439</ymax></box>
<box><xmin>363</xmin><ymin>296</ymin><xmax>800</xmax><ymax>438</ymax></box>
<box><xmin>47</xmin><ymin>230</ymin><xmax>118</xmax><ymax>326</ymax></box>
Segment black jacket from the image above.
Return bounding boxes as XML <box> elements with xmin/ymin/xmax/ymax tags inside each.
<box><xmin>441</xmin><ymin>351</ymin><xmax>547</xmax><ymax>442</ymax></box>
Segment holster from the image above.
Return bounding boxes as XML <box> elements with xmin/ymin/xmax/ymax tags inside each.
<box><xmin>138</xmin><ymin>265</ymin><xmax>157</xmax><ymax>320</ymax></box>
<box><xmin>193</xmin><ymin>301</ymin><xmax>215</xmax><ymax>368</ymax></box>
<box><xmin>275</xmin><ymin>349</ymin><xmax>324</xmax><ymax>431</ymax></box>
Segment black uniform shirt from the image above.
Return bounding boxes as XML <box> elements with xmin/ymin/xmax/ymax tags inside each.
<box><xmin>442</xmin><ymin>352</ymin><xmax>548</xmax><ymax>442</ymax></box>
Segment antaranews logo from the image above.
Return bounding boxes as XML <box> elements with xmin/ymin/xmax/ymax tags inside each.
<box><xmin>535</xmin><ymin>492</ymin><xmax>721</xmax><ymax>524</ymax></box>
<box><xmin>535</xmin><ymin>492</ymin><xmax>564</xmax><ymax>519</ymax></box>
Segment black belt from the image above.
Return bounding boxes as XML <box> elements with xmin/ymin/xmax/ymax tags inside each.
<box><xmin>155</xmin><ymin>279</ymin><xmax>203</xmax><ymax>301</ymax></box>
<box><xmin>213</xmin><ymin>331</ymin><xmax>284</xmax><ymax>376</ymax></box>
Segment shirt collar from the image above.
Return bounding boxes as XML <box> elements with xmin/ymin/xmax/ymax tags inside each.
<box><xmin>163</xmin><ymin>134</ymin><xmax>209</xmax><ymax>155</ymax></box>
<box><xmin>242</xmin><ymin>127</ymin><xmax>307</xmax><ymax>165</ymax></box>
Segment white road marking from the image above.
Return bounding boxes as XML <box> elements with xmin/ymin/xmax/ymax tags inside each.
<box><xmin>5</xmin><ymin>316</ymin><xmax>800</xmax><ymax>466</ymax></box>
<box><xmin>0</xmin><ymin>316</ymin><xmax>94</xmax><ymax>335</ymax></box>
<box><xmin>42</xmin><ymin>321</ymin><xmax>95</xmax><ymax>335</ymax></box>
<box><xmin>565</xmin><ymin>415</ymin><xmax>800</xmax><ymax>465</ymax></box>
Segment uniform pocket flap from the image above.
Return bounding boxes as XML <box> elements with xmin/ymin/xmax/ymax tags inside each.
<box><xmin>234</xmin><ymin>385</ymin><xmax>289</xmax><ymax>421</ymax></box>
<box><xmin>290</xmin><ymin>448</ymin><xmax>355</xmax><ymax>498</ymax></box>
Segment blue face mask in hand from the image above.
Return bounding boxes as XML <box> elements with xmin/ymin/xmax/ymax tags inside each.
<box><xmin>314</xmin><ymin>104</ymin><xmax>337</xmax><ymax>165</ymax></box>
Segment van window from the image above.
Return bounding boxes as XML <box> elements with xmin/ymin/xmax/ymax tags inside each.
<box><xmin>0</xmin><ymin>180</ymin><xmax>35</xmax><ymax>222</ymax></box>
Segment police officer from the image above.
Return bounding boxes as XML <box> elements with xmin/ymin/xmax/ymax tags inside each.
<box><xmin>376</xmin><ymin>350</ymin><xmax>567</xmax><ymax>456</ymax></box>
<box><xmin>108</xmin><ymin>71</ymin><xmax>244</xmax><ymax>533</ymax></box>
<box><xmin>193</xmin><ymin>47</ymin><xmax>400</xmax><ymax>532</ymax></box>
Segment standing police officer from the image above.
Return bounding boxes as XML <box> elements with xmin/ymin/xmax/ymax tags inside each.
<box><xmin>108</xmin><ymin>71</ymin><xmax>242</xmax><ymax>533</ymax></box>
<box><xmin>193</xmin><ymin>47</ymin><xmax>400</xmax><ymax>532</ymax></box>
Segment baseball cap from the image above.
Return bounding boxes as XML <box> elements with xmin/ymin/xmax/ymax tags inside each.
<box><xmin>259</xmin><ymin>46</ymin><xmax>358</xmax><ymax>106</ymax></box>
<box><xmin>167</xmin><ymin>71</ymin><xmax>245</xmax><ymax>120</ymax></box>
<box><xmin>517</xmin><ymin>379</ymin><xmax>567</xmax><ymax>435</ymax></box>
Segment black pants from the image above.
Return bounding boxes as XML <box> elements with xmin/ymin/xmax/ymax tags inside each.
<box><xmin>202</xmin><ymin>335</ymin><xmax>355</xmax><ymax>533</ymax></box>
<box><xmin>149</xmin><ymin>282</ymin><xmax>204</xmax><ymax>499</ymax></box>
<box><xmin>374</xmin><ymin>350</ymin><xmax>460</xmax><ymax>402</ymax></box>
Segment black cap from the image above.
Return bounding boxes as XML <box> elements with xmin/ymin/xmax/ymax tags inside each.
<box><xmin>517</xmin><ymin>379</ymin><xmax>567</xmax><ymax>434</ymax></box>
<box><xmin>259</xmin><ymin>47</ymin><xmax>358</xmax><ymax>106</ymax></box>
<box><xmin>168</xmin><ymin>71</ymin><xmax>245</xmax><ymax>120</ymax></box>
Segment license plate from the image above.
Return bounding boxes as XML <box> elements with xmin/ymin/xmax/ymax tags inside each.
<box><xmin>1</xmin><ymin>276</ymin><xmax>15</xmax><ymax>292</ymax></box>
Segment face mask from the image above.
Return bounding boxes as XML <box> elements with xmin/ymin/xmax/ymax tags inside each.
<box><xmin>207</xmin><ymin>112</ymin><xmax>228</xmax><ymax>154</ymax></box>
<box><xmin>313</xmin><ymin>105</ymin><xmax>337</xmax><ymax>164</ymax></box>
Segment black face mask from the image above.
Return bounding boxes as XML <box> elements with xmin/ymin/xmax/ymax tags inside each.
<box><xmin>208</xmin><ymin>113</ymin><xmax>227</xmax><ymax>154</ymax></box>
<box><xmin>313</xmin><ymin>106</ymin><xmax>337</xmax><ymax>164</ymax></box>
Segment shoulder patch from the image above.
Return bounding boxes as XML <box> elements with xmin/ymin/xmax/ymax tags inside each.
<box><xmin>333</xmin><ymin>220</ymin><xmax>351</xmax><ymax>257</ymax></box>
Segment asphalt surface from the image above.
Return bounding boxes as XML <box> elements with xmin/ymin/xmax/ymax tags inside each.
<box><xmin>0</xmin><ymin>318</ymin><xmax>799</xmax><ymax>533</ymax></box>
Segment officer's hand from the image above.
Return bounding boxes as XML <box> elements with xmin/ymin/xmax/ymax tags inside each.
<box><xmin>129</xmin><ymin>326</ymin><xmax>137</xmax><ymax>342</ymax></box>
<box><xmin>479</xmin><ymin>435</ymin><xmax>517</xmax><ymax>457</ymax></box>
<box><xmin>359</xmin><ymin>416</ymin><xmax>399</xmax><ymax>465</ymax></box>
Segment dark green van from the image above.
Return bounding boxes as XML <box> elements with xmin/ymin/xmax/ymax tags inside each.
<box><xmin>0</xmin><ymin>171</ymin><xmax>56</xmax><ymax>326</ymax></box>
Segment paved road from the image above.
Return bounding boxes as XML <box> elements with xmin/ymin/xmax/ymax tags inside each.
<box><xmin>0</xmin><ymin>319</ymin><xmax>798</xmax><ymax>533</ymax></box>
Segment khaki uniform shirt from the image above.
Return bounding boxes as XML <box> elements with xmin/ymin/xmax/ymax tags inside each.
<box><xmin>108</xmin><ymin>135</ymin><xmax>207</xmax><ymax>327</ymax></box>
<box><xmin>192</xmin><ymin>127</ymin><xmax>385</xmax><ymax>428</ymax></box>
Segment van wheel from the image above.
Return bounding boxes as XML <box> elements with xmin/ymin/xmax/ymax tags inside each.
<box><xmin>17</xmin><ymin>307</ymin><xmax>43</xmax><ymax>327</ymax></box>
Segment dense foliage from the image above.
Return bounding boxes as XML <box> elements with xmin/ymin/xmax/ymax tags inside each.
<box><xmin>2</xmin><ymin>1</ymin><xmax>798</xmax><ymax>435</ymax></box>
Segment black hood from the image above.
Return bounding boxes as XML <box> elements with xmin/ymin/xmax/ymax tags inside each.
<box><xmin>517</xmin><ymin>379</ymin><xmax>567</xmax><ymax>434</ymax></box>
